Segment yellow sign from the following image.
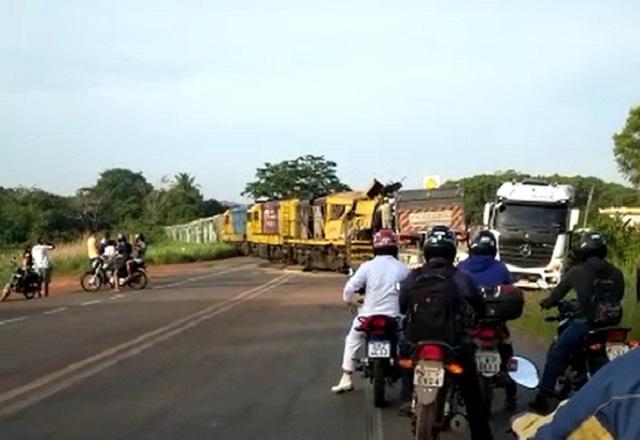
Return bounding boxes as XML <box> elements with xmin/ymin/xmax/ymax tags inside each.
<box><xmin>424</xmin><ymin>175</ymin><xmax>441</xmax><ymax>189</ymax></box>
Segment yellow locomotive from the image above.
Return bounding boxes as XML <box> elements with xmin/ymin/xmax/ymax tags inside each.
<box><xmin>221</xmin><ymin>182</ymin><xmax>395</xmax><ymax>271</ymax></box>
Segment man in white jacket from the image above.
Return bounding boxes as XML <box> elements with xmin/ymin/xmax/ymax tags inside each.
<box><xmin>332</xmin><ymin>229</ymin><xmax>410</xmax><ymax>393</ymax></box>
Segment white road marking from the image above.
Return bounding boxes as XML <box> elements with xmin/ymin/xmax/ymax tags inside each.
<box><xmin>0</xmin><ymin>316</ymin><xmax>28</xmax><ymax>326</ymax></box>
<box><xmin>0</xmin><ymin>273</ymin><xmax>292</xmax><ymax>416</ymax></box>
<box><xmin>153</xmin><ymin>264</ymin><xmax>254</xmax><ymax>290</ymax></box>
<box><xmin>44</xmin><ymin>307</ymin><xmax>67</xmax><ymax>315</ymax></box>
<box><xmin>80</xmin><ymin>300</ymin><xmax>102</xmax><ymax>306</ymax></box>
<box><xmin>109</xmin><ymin>294</ymin><xmax>125</xmax><ymax>300</ymax></box>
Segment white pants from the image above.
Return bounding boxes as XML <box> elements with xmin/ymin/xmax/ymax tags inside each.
<box><xmin>341</xmin><ymin>317</ymin><xmax>366</xmax><ymax>372</ymax></box>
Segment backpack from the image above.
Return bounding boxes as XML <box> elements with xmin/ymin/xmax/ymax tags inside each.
<box><xmin>405</xmin><ymin>267</ymin><xmax>462</xmax><ymax>344</ymax></box>
<box><xmin>590</xmin><ymin>271</ymin><xmax>622</xmax><ymax>326</ymax></box>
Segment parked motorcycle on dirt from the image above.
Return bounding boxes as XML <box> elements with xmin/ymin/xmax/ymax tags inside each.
<box><xmin>411</xmin><ymin>342</ymin><xmax>470</xmax><ymax>440</ymax></box>
<box><xmin>80</xmin><ymin>258</ymin><xmax>148</xmax><ymax>292</ymax></box>
<box><xmin>1</xmin><ymin>260</ymin><xmax>41</xmax><ymax>301</ymax></box>
<box><xmin>356</xmin><ymin>315</ymin><xmax>400</xmax><ymax>407</ymax></box>
<box><xmin>545</xmin><ymin>299</ymin><xmax>633</xmax><ymax>399</ymax></box>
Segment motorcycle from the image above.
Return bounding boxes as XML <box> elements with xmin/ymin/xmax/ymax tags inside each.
<box><xmin>1</xmin><ymin>261</ymin><xmax>41</xmax><ymax>301</ymax></box>
<box><xmin>545</xmin><ymin>299</ymin><xmax>633</xmax><ymax>399</ymax></box>
<box><xmin>356</xmin><ymin>315</ymin><xmax>400</xmax><ymax>407</ymax></box>
<box><xmin>472</xmin><ymin>321</ymin><xmax>508</xmax><ymax>415</ymax></box>
<box><xmin>411</xmin><ymin>342</ymin><xmax>469</xmax><ymax>440</ymax></box>
<box><xmin>473</xmin><ymin>284</ymin><xmax>524</xmax><ymax>415</ymax></box>
<box><xmin>80</xmin><ymin>258</ymin><xmax>148</xmax><ymax>292</ymax></box>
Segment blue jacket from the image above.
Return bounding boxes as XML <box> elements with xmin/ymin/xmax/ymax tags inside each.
<box><xmin>515</xmin><ymin>347</ymin><xmax>640</xmax><ymax>440</ymax></box>
<box><xmin>458</xmin><ymin>255</ymin><xmax>511</xmax><ymax>287</ymax></box>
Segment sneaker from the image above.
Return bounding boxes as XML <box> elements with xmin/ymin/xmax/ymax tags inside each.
<box><xmin>331</xmin><ymin>373</ymin><xmax>354</xmax><ymax>394</ymax></box>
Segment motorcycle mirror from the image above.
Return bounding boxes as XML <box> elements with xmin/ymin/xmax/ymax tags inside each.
<box><xmin>346</xmin><ymin>267</ymin><xmax>355</xmax><ymax>277</ymax></box>
<box><xmin>507</xmin><ymin>356</ymin><xmax>540</xmax><ymax>389</ymax></box>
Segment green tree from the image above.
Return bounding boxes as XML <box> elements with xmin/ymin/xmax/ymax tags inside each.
<box><xmin>242</xmin><ymin>155</ymin><xmax>350</xmax><ymax>200</ymax></box>
<box><xmin>614</xmin><ymin>106</ymin><xmax>640</xmax><ymax>186</ymax></box>
<box><xmin>86</xmin><ymin>168</ymin><xmax>153</xmax><ymax>226</ymax></box>
<box><xmin>163</xmin><ymin>173</ymin><xmax>205</xmax><ymax>224</ymax></box>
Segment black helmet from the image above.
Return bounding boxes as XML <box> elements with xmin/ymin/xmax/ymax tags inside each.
<box><xmin>578</xmin><ymin>231</ymin><xmax>607</xmax><ymax>261</ymax></box>
<box><xmin>424</xmin><ymin>226</ymin><xmax>457</xmax><ymax>262</ymax></box>
<box><xmin>470</xmin><ymin>230</ymin><xmax>497</xmax><ymax>257</ymax></box>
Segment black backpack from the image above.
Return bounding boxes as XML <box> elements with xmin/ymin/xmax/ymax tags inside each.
<box><xmin>590</xmin><ymin>271</ymin><xmax>622</xmax><ymax>326</ymax></box>
<box><xmin>405</xmin><ymin>267</ymin><xmax>463</xmax><ymax>344</ymax></box>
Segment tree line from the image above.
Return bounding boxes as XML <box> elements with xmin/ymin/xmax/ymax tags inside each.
<box><xmin>0</xmin><ymin>169</ymin><xmax>227</xmax><ymax>246</ymax></box>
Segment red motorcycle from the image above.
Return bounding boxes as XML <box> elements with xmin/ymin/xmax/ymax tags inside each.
<box><xmin>356</xmin><ymin>315</ymin><xmax>400</xmax><ymax>407</ymax></box>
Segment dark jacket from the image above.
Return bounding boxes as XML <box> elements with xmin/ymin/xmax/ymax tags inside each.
<box><xmin>540</xmin><ymin>256</ymin><xmax>624</xmax><ymax>323</ymax></box>
<box><xmin>399</xmin><ymin>257</ymin><xmax>485</xmax><ymax>325</ymax></box>
<box><xmin>458</xmin><ymin>255</ymin><xmax>512</xmax><ymax>287</ymax></box>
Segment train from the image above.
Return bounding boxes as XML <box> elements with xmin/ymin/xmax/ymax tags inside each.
<box><xmin>221</xmin><ymin>181</ymin><xmax>466</xmax><ymax>271</ymax></box>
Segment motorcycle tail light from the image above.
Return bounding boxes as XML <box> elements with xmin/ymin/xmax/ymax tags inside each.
<box><xmin>398</xmin><ymin>358</ymin><xmax>413</xmax><ymax>369</ymax></box>
<box><xmin>446</xmin><ymin>363</ymin><xmax>464</xmax><ymax>375</ymax></box>
<box><xmin>371</xmin><ymin>316</ymin><xmax>387</xmax><ymax>328</ymax></box>
<box><xmin>506</xmin><ymin>357</ymin><xmax>518</xmax><ymax>372</ymax></box>
<box><xmin>417</xmin><ymin>345</ymin><xmax>444</xmax><ymax>361</ymax></box>
<box><xmin>477</xmin><ymin>327</ymin><xmax>497</xmax><ymax>340</ymax></box>
<box><xmin>607</xmin><ymin>329</ymin><xmax>630</xmax><ymax>343</ymax></box>
<box><xmin>589</xmin><ymin>343</ymin><xmax>603</xmax><ymax>351</ymax></box>
<box><xmin>629</xmin><ymin>339</ymin><xmax>639</xmax><ymax>349</ymax></box>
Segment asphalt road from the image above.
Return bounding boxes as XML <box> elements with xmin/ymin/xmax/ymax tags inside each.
<box><xmin>0</xmin><ymin>257</ymin><xmax>544</xmax><ymax>439</ymax></box>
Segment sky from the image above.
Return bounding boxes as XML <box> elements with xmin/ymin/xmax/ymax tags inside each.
<box><xmin>2</xmin><ymin>0</ymin><xmax>640</xmax><ymax>202</ymax></box>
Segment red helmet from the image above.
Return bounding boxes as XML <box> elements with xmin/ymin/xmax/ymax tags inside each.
<box><xmin>373</xmin><ymin>229</ymin><xmax>398</xmax><ymax>250</ymax></box>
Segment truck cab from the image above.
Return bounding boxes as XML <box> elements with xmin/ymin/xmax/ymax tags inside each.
<box><xmin>484</xmin><ymin>181</ymin><xmax>580</xmax><ymax>289</ymax></box>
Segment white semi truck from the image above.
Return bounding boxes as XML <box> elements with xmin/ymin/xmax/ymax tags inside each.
<box><xmin>483</xmin><ymin>181</ymin><xmax>581</xmax><ymax>289</ymax></box>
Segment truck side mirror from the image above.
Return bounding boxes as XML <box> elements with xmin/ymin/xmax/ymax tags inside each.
<box><xmin>483</xmin><ymin>203</ymin><xmax>494</xmax><ymax>226</ymax></box>
<box><xmin>569</xmin><ymin>209</ymin><xmax>580</xmax><ymax>231</ymax></box>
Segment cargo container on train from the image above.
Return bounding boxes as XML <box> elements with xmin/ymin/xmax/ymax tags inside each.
<box><xmin>395</xmin><ymin>188</ymin><xmax>467</xmax><ymax>267</ymax></box>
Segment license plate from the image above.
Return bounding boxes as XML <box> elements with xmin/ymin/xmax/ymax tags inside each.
<box><xmin>476</xmin><ymin>351</ymin><xmax>501</xmax><ymax>376</ymax></box>
<box><xmin>606</xmin><ymin>343</ymin><xmax>629</xmax><ymax>361</ymax></box>
<box><xmin>414</xmin><ymin>362</ymin><xmax>445</xmax><ymax>388</ymax></box>
<box><xmin>368</xmin><ymin>341</ymin><xmax>391</xmax><ymax>358</ymax></box>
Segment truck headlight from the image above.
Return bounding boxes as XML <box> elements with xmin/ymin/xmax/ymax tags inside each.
<box><xmin>546</xmin><ymin>258</ymin><xmax>563</xmax><ymax>273</ymax></box>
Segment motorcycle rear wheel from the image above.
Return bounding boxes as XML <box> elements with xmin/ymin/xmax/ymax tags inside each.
<box><xmin>372</xmin><ymin>360</ymin><xmax>386</xmax><ymax>408</ymax></box>
<box><xmin>478</xmin><ymin>375</ymin><xmax>494</xmax><ymax>418</ymax></box>
<box><xmin>23</xmin><ymin>289</ymin><xmax>37</xmax><ymax>300</ymax></box>
<box><xmin>415</xmin><ymin>402</ymin><xmax>439</xmax><ymax>440</ymax></box>
<box><xmin>81</xmin><ymin>272</ymin><xmax>103</xmax><ymax>292</ymax></box>
<box><xmin>128</xmin><ymin>270</ymin><xmax>148</xmax><ymax>290</ymax></box>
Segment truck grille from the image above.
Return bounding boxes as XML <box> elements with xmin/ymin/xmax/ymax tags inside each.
<box><xmin>500</xmin><ymin>243</ymin><xmax>553</xmax><ymax>268</ymax></box>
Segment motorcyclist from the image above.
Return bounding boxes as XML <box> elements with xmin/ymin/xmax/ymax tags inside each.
<box><xmin>529</xmin><ymin>231</ymin><xmax>625</xmax><ymax>414</ymax></box>
<box><xmin>113</xmin><ymin>233</ymin><xmax>133</xmax><ymax>292</ymax></box>
<box><xmin>132</xmin><ymin>233</ymin><xmax>147</xmax><ymax>260</ymax></box>
<box><xmin>331</xmin><ymin>229</ymin><xmax>410</xmax><ymax>394</ymax></box>
<box><xmin>458</xmin><ymin>230</ymin><xmax>518</xmax><ymax>410</ymax></box>
<box><xmin>398</xmin><ymin>226</ymin><xmax>493</xmax><ymax>440</ymax></box>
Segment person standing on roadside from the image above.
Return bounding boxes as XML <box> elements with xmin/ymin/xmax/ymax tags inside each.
<box><xmin>87</xmin><ymin>229</ymin><xmax>99</xmax><ymax>262</ymax></box>
<box><xmin>31</xmin><ymin>238</ymin><xmax>55</xmax><ymax>298</ymax></box>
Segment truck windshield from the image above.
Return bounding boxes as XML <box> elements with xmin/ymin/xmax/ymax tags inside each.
<box><xmin>495</xmin><ymin>203</ymin><xmax>567</xmax><ymax>232</ymax></box>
